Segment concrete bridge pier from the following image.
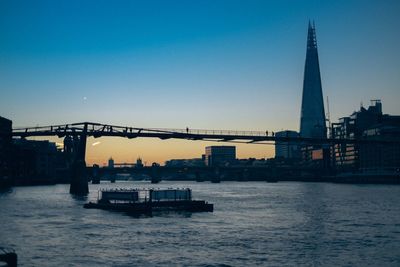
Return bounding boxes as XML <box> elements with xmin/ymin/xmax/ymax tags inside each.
<box><xmin>69</xmin><ymin>123</ymin><xmax>89</xmax><ymax>195</ymax></box>
<box><xmin>91</xmin><ymin>164</ymin><xmax>100</xmax><ymax>184</ymax></box>
<box><xmin>211</xmin><ymin>167</ymin><xmax>221</xmax><ymax>183</ymax></box>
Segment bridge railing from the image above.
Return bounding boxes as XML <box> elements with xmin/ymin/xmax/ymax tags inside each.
<box><xmin>146</xmin><ymin>128</ymin><xmax>267</xmax><ymax>136</ymax></box>
<box><xmin>13</xmin><ymin>123</ymin><xmax>270</xmax><ymax>137</ymax></box>
<box><xmin>13</xmin><ymin>124</ymin><xmax>86</xmax><ymax>133</ymax></box>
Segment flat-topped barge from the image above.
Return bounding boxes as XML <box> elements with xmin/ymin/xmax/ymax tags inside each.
<box><xmin>84</xmin><ymin>188</ymin><xmax>213</xmax><ymax>214</ymax></box>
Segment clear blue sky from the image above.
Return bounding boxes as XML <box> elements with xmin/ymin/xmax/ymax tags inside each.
<box><xmin>1</xmin><ymin>0</ymin><xmax>399</xmax><ymax>163</ymax></box>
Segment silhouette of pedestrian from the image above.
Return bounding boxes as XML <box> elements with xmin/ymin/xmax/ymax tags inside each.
<box><xmin>186</xmin><ymin>127</ymin><xmax>189</xmax><ymax>134</ymax></box>
<box><xmin>266</xmin><ymin>130</ymin><xmax>268</xmax><ymax>136</ymax></box>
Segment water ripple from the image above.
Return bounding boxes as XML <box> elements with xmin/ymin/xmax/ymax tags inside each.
<box><xmin>1</xmin><ymin>182</ymin><xmax>400</xmax><ymax>266</ymax></box>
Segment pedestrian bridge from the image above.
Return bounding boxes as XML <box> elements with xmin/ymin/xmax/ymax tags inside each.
<box><xmin>9</xmin><ymin>122</ymin><xmax>398</xmax><ymax>195</ymax></box>
<box><xmin>11</xmin><ymin>121</ymin><xmax>373</xmax><ymax>145</ymax></box>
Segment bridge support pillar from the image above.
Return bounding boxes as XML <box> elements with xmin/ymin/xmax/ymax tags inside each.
<box><xmin>150</xmin><ymin>164</ymin><xmax>161</xmax><ymax>183</ymax></box>
<box><xmin>69</xmin><ymin>123</ymin><xmax>89</xmax><ymax>195</ymax></box>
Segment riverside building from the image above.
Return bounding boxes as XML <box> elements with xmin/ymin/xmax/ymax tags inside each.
<box><xmin>205</xmin><ymin>146</ymin><xmax>236</xmax><ymax>167</ymax></box>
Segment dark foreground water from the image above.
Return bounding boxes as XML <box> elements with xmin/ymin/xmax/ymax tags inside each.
<box><xmin>1</xmin><ymin>181</ymin><xmax>400</xmax><ymax>266</ymax></box>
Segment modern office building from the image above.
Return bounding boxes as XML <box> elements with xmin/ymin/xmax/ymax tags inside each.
<box><xmin>205</xmin><ymin>146</ymin><xmax>236</xmax><ymax>167</ymax></box>
<box><xmin>12</xmin><ymin>139</ymin><xmax>61</xmax><ymax>183</ymax></box>
<box><xmin>332</xmin><ymin>100</ymin><xmax>400</xmax><ymax>171</ymax></box>
<box><xmin>299</xmin><ymin>22</ymin><xmax>327</xmax><ymax>139</ymax></box>
<box><xmin>360</xmin><ymin>126</ymin><xmax>400</xmax><ymax>171</ymax></box>
<box><xmin>0</xmin><ymin>117</ymin><xmax>12</xmax><ymax>184</ymax></box>
<box><xmin>275</xmin><ymin>130</ymin><xmax>300</xmax><ymax>159</ymax></box>
<box><xmin>297</xmin><ymin>22</ymin><xmax>331</xmax><ymax>171</ymax></box>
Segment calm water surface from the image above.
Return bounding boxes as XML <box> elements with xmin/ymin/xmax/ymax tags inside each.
<box><xmin>1</xmin><ymin>181</ymin><xmax>400</xmax><ymax>266</ymax></box>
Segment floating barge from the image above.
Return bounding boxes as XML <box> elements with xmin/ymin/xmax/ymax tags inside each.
<box><xmin>84</xmin><ymin>188</ymin><xmax>213</xmax><ymax>214</ymax></box>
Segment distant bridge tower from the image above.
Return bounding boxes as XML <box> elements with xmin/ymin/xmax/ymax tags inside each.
<box><xmin>300</xmin><ymin>21</ymin><xmax>327</xmax><ymax>139</ymax></box>
<box><xmin>108</xmin><ymin>157</ymin><xmax>114</xmax><ymax>168</ymax></box>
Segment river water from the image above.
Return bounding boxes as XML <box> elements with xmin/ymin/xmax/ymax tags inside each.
<box><xmin>1</xmin><ymin>181</ymin><xmax>400</xmax><ymax>266</ymax></box>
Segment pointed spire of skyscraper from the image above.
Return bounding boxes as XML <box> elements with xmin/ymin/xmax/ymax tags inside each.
<box><xmin>300</xmin><ymin>22</ymin><xmax>327</xmax><ymax>139</ymax></box>
<box><xmin>307</xmin><ymin>21</ymin><xmax>317</xmax><ymax>50</ymax></box>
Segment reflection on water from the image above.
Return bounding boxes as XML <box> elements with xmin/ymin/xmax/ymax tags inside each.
<box><xmin>0</xmin><ymin>187</ymin><xmax>13</xmax><ymax>195</ymax></box>
<box><xmin>1</xmin><ymin>181</ymin><xmax>400</xmax><ymax>266</ymax></box>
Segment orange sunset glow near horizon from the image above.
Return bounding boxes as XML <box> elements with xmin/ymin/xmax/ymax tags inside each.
<box><xmin>28</xmin><ymin>135</ymin><xmax>275</xmax><ymax>166</ymax></box>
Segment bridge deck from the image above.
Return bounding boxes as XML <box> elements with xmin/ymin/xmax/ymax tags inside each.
<box><xmin>9</xmin><ymin>122</ymin><xmax>397</xmax><ymax>145</ymax></box>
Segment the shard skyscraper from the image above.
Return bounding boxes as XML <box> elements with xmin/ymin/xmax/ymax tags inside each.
<box><xmin>300</xmin><ymin>22</ymin><xmax>327</xmax><ymax>139</ymax></box>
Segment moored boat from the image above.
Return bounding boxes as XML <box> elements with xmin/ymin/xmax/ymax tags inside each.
<box><xmin>84</xmin><ymin>188</ymin><xmax>213</xmax><ymax>214</ymax></box>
